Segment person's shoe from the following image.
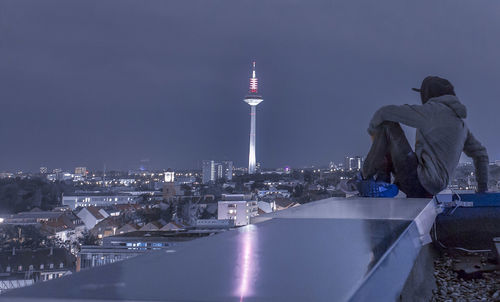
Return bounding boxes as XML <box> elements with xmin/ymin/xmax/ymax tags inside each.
<box><xmin>340</xmin><ymin>172</ymin><xmax>399</xmax><ymax>198</ymax></box>
<box><xmin>357</xmin><ymin>179</ymin><xmax>399</xmax><ymax>198</ymax></box>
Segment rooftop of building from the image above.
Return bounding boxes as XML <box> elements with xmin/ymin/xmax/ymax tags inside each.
<box><xmin>0</xmin><ymin>197</ymin><xmax>437</xmax><ymax>301</ymax></box>
<box><xmin>0</xmin><ymin>248</ymin><xmax>75</xmax><ymax>274</ymax></box>
<box><xmin>79</xmin><ymin>207</ymin><xmax>106</xmax><ymax>220</ymax></box>
<box><xmin>7</xmin><ymin>211</ymin><xmax>64</xmax><ymax>220</ymax></box>
<box><xmin>104</xmin><ymin>230</ymin><xmax>216</xmax><ymax>239</ymax></box>
<box><xmin>220</xmin><ymin>194</ymin><xmax>253</xmax><ymax>201</ymax></box>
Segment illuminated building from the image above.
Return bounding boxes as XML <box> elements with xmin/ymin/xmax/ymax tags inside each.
<box><xmin>344</xmin><ymin>156</ymin><xmax>363</xmax><ymax>171</ymax></box>
<box><xmin>74</xmin><ymin>167</ymin><xmax>87</xmax><ymax>176</ymax></box>
<box><xmin>202</xmin><ymin>160</ymin><xmax>233</xmax><ymax>184</ymax></box>
<box><xmin>202</xmin><ymin>160</ymin><xmax>216</xmax><ymax>184</ymax></box>
<box><xmin>163</xmin><ymin>169</ymin><xmax>176</xmax><ymax>199</ymax></box>
<box><xmin>217</xmin><ymin>194</ymin><xmax>258</xmax><ymax>226</ymax></box>
<box><xmin>164</xmin><ymin>169</ymin><xmax>175</xmax><ymax>182</ymax></box>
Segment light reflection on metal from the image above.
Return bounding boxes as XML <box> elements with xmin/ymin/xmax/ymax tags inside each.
<box><xmin>235</xmin><ymin>225</ymin><xmax>257</xmax><ymax>301</ymax></box>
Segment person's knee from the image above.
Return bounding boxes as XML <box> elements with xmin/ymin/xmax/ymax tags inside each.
<box><xmin>371</xmin><ymin>121</ymin><xmax>402</xmax><ymax>137</ymax></box>
<box><xmin>379</xmin><ymin>121</ymin><xmax>404</xmax><ymax>136</ymax></box>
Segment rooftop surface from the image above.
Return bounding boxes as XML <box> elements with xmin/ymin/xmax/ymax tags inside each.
<box><xmin>1</xmin><ymin>197</ymin><xmax>437</xmax><ymax>302</ymax></box>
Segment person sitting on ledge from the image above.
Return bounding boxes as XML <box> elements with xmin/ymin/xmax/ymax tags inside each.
<box><xmin>344</xmin><ymin>76</ymin><xmax>489</xmax><ymax>198</ymax></box>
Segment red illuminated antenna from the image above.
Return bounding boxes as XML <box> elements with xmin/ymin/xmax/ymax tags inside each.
<box><xmin>249</xmin><ymin>61</ymin><xmax>258</xmax><ymax>94</ymax></box>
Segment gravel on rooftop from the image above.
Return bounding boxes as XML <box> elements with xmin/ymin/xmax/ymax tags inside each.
<box><xmin>432</xmin><ymin>254</ymin><xmax>500</xmax><ymax>302</ymax></box>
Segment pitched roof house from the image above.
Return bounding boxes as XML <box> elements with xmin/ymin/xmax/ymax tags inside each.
<box><xmin>76</xmin><ymin>207</ymin><xmax>109</xmax><ymax>229</ymax></box>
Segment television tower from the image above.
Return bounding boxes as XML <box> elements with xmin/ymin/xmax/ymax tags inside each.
<box><xmin>244</xmin><ymin>61</ymin><xmax>263</xmax><ymax>174</ymax></box>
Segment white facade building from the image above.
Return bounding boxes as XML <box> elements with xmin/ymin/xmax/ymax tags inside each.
<box><xmin>62</xmin><ymin>195</ymin><xmax>136</xmax><ymax>209</ymax></box>
<box><xmin>164</xmin><ymin>170</ymin><xmax>175</xmax><ymax>183</ymax></box>
<box><xmin>218</xmin><ymin>196</ymin><xmax>258</xmax><ymax>226</ymax></box>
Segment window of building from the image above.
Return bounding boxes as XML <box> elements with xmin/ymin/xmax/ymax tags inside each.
<box><xmin>6</xmin><ymin>266</ymin><xmax>10</xmax><ymax>272</ymax></box>
<box><xmin>18</xmin><ymin>265</ymin><xmax>22</xmax><ymax>271</ymax></box>
<box><xmin>151</xmin><ymin>243</ymin><xmax>162</xmax><ymax>247</ymax></box>
<box><xmin>49</xmin><ymin>263</ymin><xmax>54</xmax><ymax>269</ymax></box>
<box><xmin>40</xmin><ymin>264</ymin><xmax>44</xmax><ymax>269</ymax></box>
<box><xmin>59</xmin><ymin>262</ymin><xmax>64</xmax><ymax>268</ymax></box>
<box><xmin>29</xmin><ymin>265</ymin><xmax>33</xmax><ymax>270</ymax></box>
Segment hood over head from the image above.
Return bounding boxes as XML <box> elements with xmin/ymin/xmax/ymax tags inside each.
<box><xmin>413</xmin><ymin>76</ymin><xmax>456</xmax><ymax>104</ymax></box>
<box><xmin>429</xmin><ymin>95</ymin><xmax>467</xmax><ymax>118</ymax></box>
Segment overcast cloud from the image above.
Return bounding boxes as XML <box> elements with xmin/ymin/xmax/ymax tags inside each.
<box><xmin>0</xmin><ymin>0</ymin><xmax>499</xmax><ymax>171</ymax></box>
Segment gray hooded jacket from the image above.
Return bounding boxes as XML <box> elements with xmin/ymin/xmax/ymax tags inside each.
<box><xmin>367</xmin><ymin>95</ymin><xmax>488</xmax><ymax>194</ymax></box>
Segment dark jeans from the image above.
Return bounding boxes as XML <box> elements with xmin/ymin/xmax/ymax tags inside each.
<box><xmin>362</xmin><ymin>122</ymin><xmax>432</xmax><ymax>198</ymax></box>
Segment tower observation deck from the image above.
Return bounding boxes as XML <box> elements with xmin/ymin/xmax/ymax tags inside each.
<box><xmin>244</xmin><ymin>61</ymin><xmax>263</xmax><ymax>174</ymax></box>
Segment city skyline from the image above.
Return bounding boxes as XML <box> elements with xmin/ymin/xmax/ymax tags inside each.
<box><xmin>1</xmin><ymin>1</ymin><xmax>499</xmax><ymax>172</ymax></box>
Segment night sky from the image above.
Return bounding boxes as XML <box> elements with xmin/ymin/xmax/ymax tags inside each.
<box><xmin>1</xmin><ymin>0</ymin><xmax>499</xmax><ymax>172</ymax></box>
